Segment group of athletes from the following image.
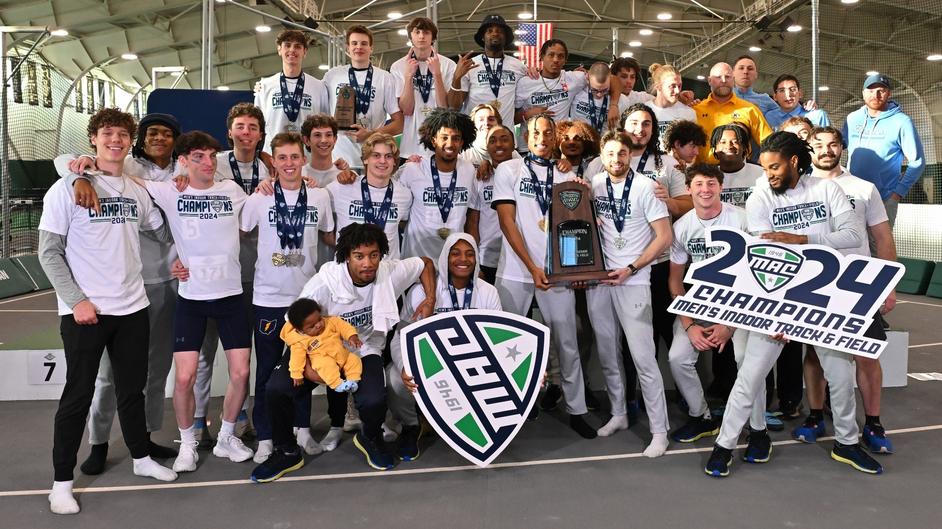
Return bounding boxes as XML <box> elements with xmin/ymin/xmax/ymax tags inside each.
<box><xmin>39</xmin><ymin>13</ymin><xmax>918</xmax><ymax>515</ymax></box>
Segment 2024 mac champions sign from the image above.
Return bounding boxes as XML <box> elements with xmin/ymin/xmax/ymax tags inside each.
<box><xmin>401</xmin><ymin>310</ymin><xmax>549</xmax><ymax>467</ymax></box>
<box><xmin>668</xmin><ymin>228</ymin><xmax>904</xmax><ymax>359</ymax></box>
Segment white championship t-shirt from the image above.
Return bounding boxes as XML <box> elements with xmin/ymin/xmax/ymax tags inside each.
<box><xmin>323</xmin><ymin>65</ymin><xmax>400</xmax><ymax>169</ymax></box>
<box><xmin>515</xmin><ymin>71</ymin><xmax>587</xmax><ymax>153</ymax></box>
<box><xmin>240</xmin><ymin>185</ymin><xmax>333</xmax><ymax>307</ymax></box>
<box><xmin>828</xmin><ymin>169</ymin><xmax>889</xmax><ymax>257</ymax></box>
<box><xmin>144</xmin><ymin>179</ymin><xmax>247</xmax><ymax>300</ymax></box>
<box><xmin>720</xmin><ymin>163</ymin><xmax>765</xmax><ymax>209</ymax></box>
<box><xmin>215</xmin><ymin>151</ymin><xmax>271</xmax><ymax>283</ymax></box>
<box><xmin>671</xmin><ymin>203</ymin><xmax>748</xmax><ymax>265</ymax></box>
<box><xmin>40</xmin><ymin>176</ymin><xmax>163</xmax><ymax>316</ymax></box>
<box><xmin>326</xmin><ymin>175</ymin><xmax>413</xmax><ymax>260</ymax></box>
<box><xmin>651</xmin><ymin>101</ymin><xmax>697</xmax><ymax>150</ymax></box>
<box><xmin>302</xmin><ymin>163</ymin><xmax>341</xmax><ymax>189</ymax></box>
<box><xmin>390</xmin><ymin>54</ymin><xmax>458</xmax><ymax>158</ymax></box>
<box><xmin>470</xmin><ymin>176</ymin><xmax>501</xmax><ymax>268</ymax></box>
<box><xmin>254</xmin><ymin>72</ymin><xmax>329</xmax><ymax>153</ymax></box>
<box><xmin>399</xmin><ymin>158</ymin><xmax>475</xmax><ymax>259</ymax></box>
<box><xmin>591</xmin><ymin>170</ymin><xmax>669</xmax><ymax>286</ymax></box>
<box><xmin>491</xmin><ymin>158</ymin><xmax>577</xmax><ymax>283</ymax></box>
<box><xmin>124</xmin><ymin>156</ymin><xmax>181</xmax><ymax>284</ymax></box>
<box><xmin>459</xmin><ymin>54</ymin><xmax>528</xmax><ymax>128</ymax></box>
<box><xmin>569</xmin><ymin>91</ymin><xmax>630</xmax><ymax>135</ymax></box>
<box><xmin>745</xmin><ymin>176</ymin><xmax>854</xmax><ymax>241</ymax></box>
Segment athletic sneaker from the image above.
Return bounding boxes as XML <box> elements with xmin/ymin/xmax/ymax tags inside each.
<box><xmin>343</xmin><ymin>397</ymin><xmax>362</xmax><ymax>432</ymax></box>
<box><xmin>353</xmin><ymin>432</ymin><xmax>394</xmax><ymax>470</ymax></box>
<box><xmin>792</xmin><ymin>416</ymin><xmax>826</xmax><ymax>443</ymax></box>
<box><xmin>540</xmin><ymin>384</ymin><xmax>563</xmax><ymax>411</ymax></box>
<box><xmin>831</xmin><ymin>442</ymin><xmax>883</xmax><ymax>474</ymax></box>
<box><xmin>250</xmin><ymin>448</ymin><xmax>304</xmax><ymax>483</ymax></box>
<box><xmin>397</xmin><ymin>424</ymin><xmax>422</xmax><ymax>461</ymax></box>
<box><xmin>743</xmin><ymin>429</ymin><xmax>772</xmax><ymax>463</ymax></box>
<box><xmin>213</xmin><ymin>434</ymin><xmax>255</xmax><ymax>462</ymax></box>
<box><xmin>670</xmin><ymin>416</ymin><xmax>719</xmax><ymax>443</ymax></box>
<box><xmin>862</xmin><ymin>424</ymin><xmax>895</xmax><ymax>454</ymax></box>
<box><xmin>764</xmin><ymin>412</ymin><xmax>785</xmax><ymax>432</ymax></box>
<box><xmin>172</xmin><ymin>440</ymin><xmax>199</xmax><ymax>472</ymax></box>
<box><xmin>704</xmin><ymin>445</ymin><xmax>733</xmax><ymax>477</ymax></box>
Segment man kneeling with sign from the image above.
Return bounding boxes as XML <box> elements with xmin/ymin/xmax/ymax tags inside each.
<box><xmin>678</xmin><ymin>132</ymin><xmax>903</xmax><ymax>478</ymax></box>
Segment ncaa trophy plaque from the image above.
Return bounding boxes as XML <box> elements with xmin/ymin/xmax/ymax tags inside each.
<box><xmin>546</xmin><ymin>180</ymin><xmax>609</xmax><ymax>285</ymax></box>
<box><xmin>335</xmin><ymin>84</ymin><xmax>357</xmax><ymax>130</ymax></box>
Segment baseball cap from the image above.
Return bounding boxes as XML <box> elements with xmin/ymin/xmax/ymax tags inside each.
<box><xmin>863</xmin><ymin>74</ymin><xmax>891</xmax><ymax>90</ymax></box>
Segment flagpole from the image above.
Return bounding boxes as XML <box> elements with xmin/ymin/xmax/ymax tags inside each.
<box><xmin>533</xmin><ymin>0</ymin><xmax>538</xmax><ymax>20</ymax></box>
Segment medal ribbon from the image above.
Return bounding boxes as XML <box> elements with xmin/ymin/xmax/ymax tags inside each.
<box><xmin>588</xmin><ymin>94</ymin><xmax>609</xmax><ymax>131</ymax></box>
<box><xmin>274</xmin><ymin>181</ymin><xmax>308</xmax><ymax>250</ymax></box>
<box><xmin>348</xmin><ymin>66</ymin><xmax>374</xmax><ymax>118</ymax></box>
<box><xmin>279</xmin><ymin>73</ymin><xmax>306</xmax><ymax>122</ymax></box>
<box><xmin>482</xmin><ymin>56</ymin><xmax>504</xmax><ymax>99</ymax></box>
<box><xmin>412</xmin><ymin>52</ymin><xmax>434</xmax><ymax>103</ymax></box>
<box><xmin>525</xmin><ymin>154</ymin><xmax>554</xmax><ymax>216</ymax></box>
<box><xmin>606</xmin><ymin>169</ymin><xmax>634</xmax><ymax>234</ymax></box>
<box><xmin>430</xmin><ymin>157</ymin><xmax>458</xmax><ymax>223</ymax></box>
<box><xmin>228</xmin><ymin>152</ymin><xmax>259</xmax><ymax>194</ymax></box>
<box><xmin>360</xmin><ymin>177</ymin><xmax>394</xmax><ymax>227</ymax></box>
<box><xmin>447</xmin><ymin>280</ymin><xmax>474</xmax><ymax>311</ymax></box>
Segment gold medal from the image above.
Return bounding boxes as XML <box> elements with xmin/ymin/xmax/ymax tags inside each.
<box><xmin>284</xmin><ymin>124</ymin><xmax>297</xmax><ymax>132</ymax></box>
<box><xmin>538</xmin><ymin>218</ymin><xmax>546</xmax><ymax>232</ymax></box>
<box><xmin>272</xmin><ymin>252</ymin><xmax>286</xmax><ymax>266</ymax></box>
<box><xmin>438</xmin><ymin>227</ymin><xmax>451</xmax><ymax>239</ymax></box>
<box><xmin>421</xmin><ymin>107</ymin><xmax>434</xmax><ymax>116</ymax></box>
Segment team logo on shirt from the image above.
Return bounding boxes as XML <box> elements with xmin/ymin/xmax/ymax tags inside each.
<box><xmin>88</xmin><ymin>197</ymin><xmax>140</xmax><ymax>224</ymax></box>
<box><xmin>686</xmin><ymin>237</ymin><xmax>721</xmax><ymax>261</ymax></box>
<box><xmin>594</xmin><ymin>196</ymin><xmax>631</xmax><ymax>218</ymax></box>
<box><xmin>421</xmin><ymin>186</ymin><xmax>470</xmax><ymax>206</ymax></box>
<box><xmin>340</xmin><ymin>306</ymin><xmax>373</xmax><ymax>328</ymax></box>
<box><xmin>401</xmin><ymin>310</ymin><xmax>549</xmax><ymax>467</ymax></box>
<box><xmin>720</xmin><ymin>187</ymin><xmax>752</xmax><ymax>208</ymax></box>
<box><xmin>267</xmin><ymin>207</ymin><xmax>320</xmax><ymax>226</ymax></box>
<box><xmin>272</xmin><ymin>93</ymin><xmax>313</xmax><ymax>109</ymax></box>
<box><xmin>348</xmin><ymin>201</ymin><xmax>400</xmax><ymax>223</ymax></box>
<box><xmin>528</xmin><ymin>90</ymin><xmax>569</xmax><ymax>107</ymax></box>
<box><xmin>747</xmin><ymin>244</ymin><xmax>804</xmax><ymax>293</ymax></box>
<box><xmin>177</xmin><ymin>195</ymin><xmax>235</xmax><ymax>219</ymax></box>
<box><xmin>770</xmin><ymin>201</ymin><xmax>827</xmax><ymax>231</ymax></box>
<box><xmin>475</xmin><ymin>71</ymin><xmax>517</xmax><ymax>86</ymax></box>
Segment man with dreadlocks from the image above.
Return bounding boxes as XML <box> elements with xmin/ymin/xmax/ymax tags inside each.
<box><xmin>399</xmin><ymin>108</ymin><xmax>477</xmax><ymax>260</ymax></box>
<box><xmin>705</xmin><ymin>131</ymin><xmax>881</xmax><ymax>478</ymax></box>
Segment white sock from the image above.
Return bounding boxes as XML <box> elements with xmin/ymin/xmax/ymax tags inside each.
<box><xmin>49</xmin><ymin>481</ymin><xmax>79</xmax><ymax>515</ymax></box>
<box><xmin>320</xmin><ymin>427</ymin><xmax>343</xmax><ymax>451</ymax></box>
<box><xmin>643</xmin><ymin>432</ymin><xmax>670</xmax><ymax>458</ymax></box>
<box><xmin>296</xmin><ymin>427</ymin><xmax>323</xmax><ymax>455</ymax></box>
<box><xmin>597</xmin><ymin>414</ymin><xmax>629</xmax><ymax>437</ymax></box>
<box><xmin>179</xmin><ymin>425</ymin><xmax>196</xmax><ymax>444</ymax></box>
<box><xmin>219</xmin><ymin>420</ymin><xmax>236</xmax><ymax>438</ymax></box>
<box><xmin>132</xmin><ymin>456</ymin><xmax>178</xmax><ymax>482</ymax></box>
<box><xmin>254</xmin><ymin>440</ymin><xmax>274</xmax><ymax>463</ymax></box>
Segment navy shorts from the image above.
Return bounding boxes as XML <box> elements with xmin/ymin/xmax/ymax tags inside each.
<box><xmin>173</xmin><ymin>294</ymin><xmax>252</xmax><ymax>352</ymax></box>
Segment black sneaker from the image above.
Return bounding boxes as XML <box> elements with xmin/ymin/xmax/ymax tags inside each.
<box><xmin>353</xmin><ymin>432</ymin><xmax>394</xmax><ymax>470</ymax></box>
<box><xmin>670</xmin><ymin>416</ymin><xmax>719</xmax><ymax>443</ymax></box>
<box><xmin>397</xmin><ymin>425</ymin><xmax>422</xmax><ymax>461</ymax></box>
<box><xmin>250</xmin><ymin>448</ymin><xmax>304</xmax><ymax>483</ymax></box>
<box><xmin>831</xmin><ymin>442</ymin><xmax>883</xmax><ymax>474</ymax></box>
<box><xmin>584</xmin><ymin>390</ymin><xmax>601</xmax><ymax>411</ymax></box>
<box><xmin>540</xmin><ymin>384</ymin><xmax>563</xmax><ymax>411</ymax></box>
<box><xmin>704</xmin><ymin>445</ymin><xmax>733</xmax><ymax>477</ymax></box>
<box><xmin>743</xmin><ymin>429</ymin><xmax>772</xmax><ymax>463</ymax></box>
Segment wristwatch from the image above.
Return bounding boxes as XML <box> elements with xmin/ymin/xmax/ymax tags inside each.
<box><xmin>626</xmin><ymin>264</ymin><xmax>639</xmax><ymax>275</ymax></box>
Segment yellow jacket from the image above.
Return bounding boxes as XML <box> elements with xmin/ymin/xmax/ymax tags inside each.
<box><xmin>281</xmin><ymin>316</ymin><xmax>362</xmax><ymax>389</ymax></box>
<box><xmin>693</xmin><ymin>92</ymin><xmax>773</xmax><ymax>164</ymax></box>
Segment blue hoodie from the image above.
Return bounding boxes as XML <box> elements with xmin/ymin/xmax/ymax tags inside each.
<box><xmin>842</xmin><ymin>101</ymin><xmax>924</xmax><ymax>200</ymax></box>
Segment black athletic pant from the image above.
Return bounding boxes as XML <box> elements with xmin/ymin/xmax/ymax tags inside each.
<box><xmin>53</xmin><ymin>309</ymin><xmax>150</xmax><ymax>481</ymax></box>
<box><xmin>622</xmin><ymin>261</ymin><xmax>675</xmax><ymax>402</ymax></box>
<box><xmin>267</xmin><ymin>353</ymin><xmax>385</xmax><ymax>452</ymax></box>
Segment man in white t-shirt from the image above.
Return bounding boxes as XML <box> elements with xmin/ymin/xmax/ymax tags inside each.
<box><xmin>647</xmin><ymin>63</ymin><xmax>697</xmax><ymax>147</ymax></box>
<box><xmin>800</xmin><ymin>126</ymin><xmax>898</xmax><ymax>454</ymax></box>
<box><xmin>610</xmin><ymin>56</ymin><xmax>657</xmax><ymax>106</ymax></box>
<box><xmin>447</xmin><ymin>15</ymin><xmax>527</xmax><ymax>128</ymax></box>
<box><xmin>587</xmin><ymin>130</ymin><xmax>673</xmax><ymax>456</ymax></box>
<box><xmin>40</xmin><ymin>109</ymin><xmax>178</xmax><ymax>514</ymax></box>
<box><xmin>706</xmin><ymin>131</ymin><xmax>881</xmax><ymax>477</ymax></box>
<box><xmin>391</xmin><ymin>17</ymin><xmax>457</xmax><ymax>161</ymax></box>
<box><xmin>239</xmin><ymin>132</ymin><xmax>334</xmax><ymax>464</ymax></box>
<box><xmin>251</xmin><ymin>223</ymin><xmax>436</xmax><ymax>481</ymax></box>
<box><xmin>491</xmin><ymin>114</ymin><xmax>597</xmax><ymax>439</ymax></box>
<box><xmin>711</xmin><ymin>123</ymin><xmax>765</xmax><ymax>208</ymax></box>
<box><xmin>322</xmin><ymin>25</ymin><xmax>403</xmax><ymax>169</ymax></box>
<box><xmin>399</xmin><ymin>109</ymin><xmax>477</xmax><ymax>259</ymax></box>
<box><xmin>327</xmin><ymin>133</ymin><xmax>413</xmax><ymax>259</ymax></box>
<box><xmin>254</xmin><ymin>29</ymin><xmax>329</xmax><ymax>152</ymax></box>
<box><xmin>389</xmin><ymin>233</ymin><xmax>503</xmax><ymax>460</ymax></box>
<box><xmin>569</xmin><ymin>62</ymin><xmax>629</xmax><ymax>136</ymax></box>
<box><xmin>667</xmin><ymin>164</ymin><xmax>748</xmax><ymax>445</ymax></box>
<box><xmin>467</xmin><ymin>124</ymin><xmax>516</xmax><ymax>283</ymax></box>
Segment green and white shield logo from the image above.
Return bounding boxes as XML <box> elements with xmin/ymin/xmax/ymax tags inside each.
<box><xmin>747</xmin><ymin>243</ymin><xmax>804</xmax><ymax>293</ymax></box>
<box><xmin>400</xmin><ymin>309</ymin><xmax>549</xmax><ymax>467</ymax></box>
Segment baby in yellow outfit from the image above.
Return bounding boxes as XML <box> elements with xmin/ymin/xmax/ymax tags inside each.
<box><xmin>282</xmin><ymin>298</ymin><xmax>363</xmax><ymax>392</ymax></box>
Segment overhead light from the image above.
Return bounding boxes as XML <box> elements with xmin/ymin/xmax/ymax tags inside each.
<box><xmin>620</xmin><ymin>51</ymin><xmax>634</xmax><ymax>58</ymax></box>
<box><xmin>255</xmin><ymin>25</ymin><xmax>272</xmax><ymax>33</ymax></box>
<box><xmin>749</xmin><ymin>46</ymin><xmax>762</xmax><ymax>52</ymax></box>
<box><xmin>121</xmin><ymin>52</ymin><xmax>138</xmax><ymax>60</ymax></box>
<box><xmin>818</xmin><ymin>85</ymin><xmax>829</xmax><ymax>92</ymax></box>
<box><xmin>318</xmin><ymin>64</ymin><xmax>329</xmax><ymax>70</ymax></box>
<box><xmin>215</xmin><ymin>0</ymin><xmax>227</xmax><ymax>3</ymax></box>
<box><xmin>518</xmin><ymin>11</ymin><xmax>533</xmax><ymax>20</ymax></box>
<box><xmin>397</xmin><ymin>29</ymin><xmax>408</xmax><ymax>36</ymax></box>
<box><xmin>657</xmin><ymin>12</ymin><xmax>672</xmax><ymax>20</ymax></box>
<box><xmin>387</xmin><ymin>11</ymin><xmax>402</xmax><ymax>19</ymax></box>
<box><xmin>170</xmin><ymin>71</ymin><xmax>184</xmax><ymax>77</ymax></box>
<box><xmin>696</xmin><ymin>75</ymin><xmax>705</xmax><ymax>80</ymax></box>
<box><xmin>628</xmin><ymin>40</ymin><xmax>642</xmax><ymax>47</ymax></box>
<box><xmin>217</xmin><ymin>85</ymin><xmax>230</xmax><ymax>91</ymax></box>
<box><xmin>840</xmin><ymin>0</ymin><xmax>859</xmax><ymax>3</ymax></box>
<box><xmin>639</xmin><ymin>29</ymin><xmax>653</xmax><ymax>36</ymax></box>
<box><xmin>786</xmin><ymin>24</ymin><xmax>802</xmax><ymax>32</ymax></box>
<box><xmin>50</xmin><ymin>29</ymin><xmax>69</xmax><ymax>37</ymax></box>
<box><xmin>927</xmin><ymin>54</ymin><xmax>942</xmax><ymax>61</ymax></box>
<box><xmin>866</xmin><ymin>70</ymin><xmax>879</xmax><ymax>76</ymax></box>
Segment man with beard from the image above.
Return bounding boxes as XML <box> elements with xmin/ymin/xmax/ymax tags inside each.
<box><xmin>491</xmin><ymin>113</ymin><xmax>597</xmax><ymax>438</ymax></box>
<box><xmin>705</xmin><ymin>131</ymin><xmax>880</xmax><ymax>477</ymax></box>
<box><xmin>801</xmin><ymin>126</ymin><xmax>898</xmax><ymax>454</ymax></box>
<box><xmin>467</xmin><ymin>124</ymin><xmax>516</xmax><ymax>283</ymax></box>
<box><xmin>448</xmin><ymin>15</ymin><xmax>527</xmax><ymax>128</ymax></box>
<box><xmin>694</xmin><ymin>62</ymin><xmax>772</xmax><ymax>164</ymax></box>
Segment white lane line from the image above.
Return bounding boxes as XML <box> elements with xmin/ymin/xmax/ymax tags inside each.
<box><xmin>2</xmin><ymin>423</ymin><xmax>941</xmax><ymax>497</ymax></box>
<box><xmin>896</xmin><ymin>300</ymin><xmax>942</xmax><ymax>308</ymax></box>
<box><xmin>0</xmin><ymin>309</ymin><xmax>58</xmax><ymax>313</ymax></box>
<box><xmin>0</xmin><ymin>290</ymin><xmax>54</xmax><ymax>305</ymax></box>
<box><xmin>909</xmin><ymin>342</ymin><xmax>942</xmax><ymax>349</ymax></box>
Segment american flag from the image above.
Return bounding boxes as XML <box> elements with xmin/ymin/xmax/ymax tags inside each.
<box><xmin>517</xmin><ymin>23</ymin><xmax>554</xmax><ymax>68</ymax></box>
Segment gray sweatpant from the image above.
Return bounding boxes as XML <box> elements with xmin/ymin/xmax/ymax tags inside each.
<box><xmin>194</xmin><ymin>281</ymin><xmax>253</xmax><ymax>419</ymax></box>
<box><xmin>717</xmin><ymin>331</ymin><xmax>859</xmax><ymax>448</ymax></box>
<box><xmin>87</xmin><ymin>279</ymin><xmax>177</xmax><ymax>444</ymax></box>
<box><xmin>497</xmin><ymin>278</ymin><xmax>587</xmax><ymax>415</ymax></box>
<box><xmin>585</xmin><ymin>286</ymin><xmax>627</xmax><ymax>416</ymax></box>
